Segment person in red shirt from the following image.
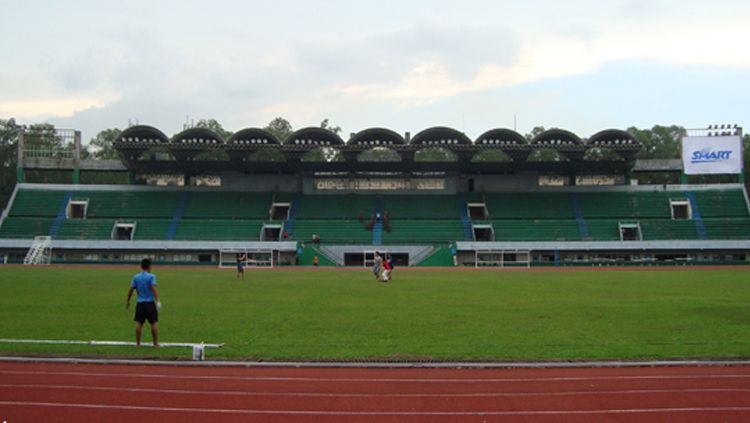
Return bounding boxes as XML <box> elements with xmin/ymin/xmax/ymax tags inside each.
<box><xmin>381</xmin><ymin>254</ymin><xmax>392</xmax><ymax>282</ymax></box>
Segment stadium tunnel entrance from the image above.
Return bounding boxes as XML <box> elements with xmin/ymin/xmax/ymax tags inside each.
<box><xmin>344</xmin><ymin>252</ymin><xmax>408</xmax><ymax>267</ymax></box>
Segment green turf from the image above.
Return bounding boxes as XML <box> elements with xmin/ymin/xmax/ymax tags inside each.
<box><xmin>0</xmin><ymin>266</ymin><xmax>749</xmax><ymax>361</ymax></box>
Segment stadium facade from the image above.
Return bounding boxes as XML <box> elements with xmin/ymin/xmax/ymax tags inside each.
<box><xmin>1</xmin><ymin>125</ymin><xmax>748</xmax><ymax>267</ymax></box>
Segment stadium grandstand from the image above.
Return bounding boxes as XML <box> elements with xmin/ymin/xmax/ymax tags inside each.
<box><xmin>1</xmin><ymin>124</ymin><xmax>748</xmax><ymax>267</ymax></box>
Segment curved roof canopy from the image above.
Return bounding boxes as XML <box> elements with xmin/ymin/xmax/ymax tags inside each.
<box><xmin>475</xmin><ymin>128</ymin><xmax>527</xmax><ymax>146</ymax></box>
<box><xmin>587</xmin><ymin>129</ymin><xmax>640</xmax><ymax>147</ymax></box>
<box><xmin>531</xmin><ymin>128</ymin><xmax>582</xmax><ymax>146</ymax></box>
<box><xmin>410</xmin><ymin>127</ymin><xmax>472</xmax><ymax>146</ymax></box>
<box><xmin>117</xmin><ymin>125</ymin><xmax>170</xmax><ymax>144</ymax></box>
<box><xmin>349</xmin><ymin>127</ymin><xmax>406</xmax><ymax>146</ymax></box>
<box><xmin>227</xmin><ymin>128</ymin><xmax>280</xmax><ymax>145</ymax></box>
<box><xmin>284</xmin><ymin>127</ymin><xmax>344</xmax><ymax>146</ymax></box>
<box><xmin>172</xmin><ymin>127</ymin><xmax>225</xmax><ymax>145</ymax></box>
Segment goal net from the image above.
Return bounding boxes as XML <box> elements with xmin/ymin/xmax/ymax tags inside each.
<box><xmin>474</xmin><ymin>250</ymin><xmax>531</xmax><ymax>269</ymax></box>
<box><xmin>218</xmin><ymin>249</ymin><xmax>274</xmax><ymax>269</ymax></box>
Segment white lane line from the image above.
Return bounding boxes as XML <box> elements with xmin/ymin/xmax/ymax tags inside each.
<box><xmin>1</xmin><ymin>369</ymin><xmax>750</xmax><ymax>383</ymax></box>
<box><xmin>0</xmin><ymin>383</ymin><xmax>748</xmax><ymax>398</ymax></box>
<box><xmin>1</xmin><ymin>401</ymin><xmax>749</xmax><ymax>416</ymax></box>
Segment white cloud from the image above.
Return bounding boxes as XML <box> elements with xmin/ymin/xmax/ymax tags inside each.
<box><xmin>0</xmin><ymin>96</ymin><xmax>119</xmax><ymax>119</ymax></box>
<box><xmin>331</xmin><ymin>17</ymin><xmax>750</xmax><ymax>107</ymax></box>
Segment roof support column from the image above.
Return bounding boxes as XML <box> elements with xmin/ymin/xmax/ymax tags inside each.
<box><xmin>16</xmin><ymin>128</ymin><xmax>25</xmax><ymax>183</ymax></box>
<box><xmin>72</xmin><ymin>130</ymin><xmax>81</xmax><ymax>184</ymax></box>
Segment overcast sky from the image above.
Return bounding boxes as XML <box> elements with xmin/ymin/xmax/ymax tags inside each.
<box><xmin>1</xmin><ymin>0</ymin><xmax>748</xmax><ymax>142</ymax></box>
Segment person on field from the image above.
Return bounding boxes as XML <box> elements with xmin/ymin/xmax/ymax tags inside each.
<box><xmin>381</xmin><ymin>253</ymin><xmax>393</xmax><ymax>282</ymax></box>
<box><xmin>126</xmin><ymin>258</ymin><xmax>161</xmax><ymax>347</ymax></box>
<box><xmin>373</xmin><ymin>251</ymin><xmax>383</xmax><ymax>281</ymax></box>
<box><xmin>236</xmin><ymin>252</ymin><xmax>246</xmax><ymax>280</ymax></box>
<box><xmin>313</xmin><ymin>255</ymin><xmax>320</xmax><ymax>266</ymax></box>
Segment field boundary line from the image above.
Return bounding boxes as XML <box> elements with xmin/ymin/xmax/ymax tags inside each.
<box><xmin>1</xmin><ymin>355</ymin><xmax>750</xmax><ymax>369</ymax></box>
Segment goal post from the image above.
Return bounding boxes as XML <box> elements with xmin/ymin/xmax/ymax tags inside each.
<box><xmin>474</xmin><ymin>249</ymin><xmax>531</xmax><ymax>269</ymax></box>
<box><xmin>218</xmin><ymin>249</ymin><xmax>274</xmax><ymax>269</ymax></box>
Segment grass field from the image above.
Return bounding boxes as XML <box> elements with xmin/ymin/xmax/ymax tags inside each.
<box><xmin>0</xmin><ymin>266</ymin><xmax>748</xmax><ymax>361</ymax></box>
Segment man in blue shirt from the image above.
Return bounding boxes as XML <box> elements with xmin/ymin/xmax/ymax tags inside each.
<box><xmin>126</xmin><ymin>258</ymin><xmax>161</xmax><ymax>347</ymax></box>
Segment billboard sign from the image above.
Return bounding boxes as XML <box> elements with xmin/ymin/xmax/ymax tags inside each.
<box><xmin>682</xmin><ymin>135</ymin><xmax>743</xmax><ymax>175</ymax></box>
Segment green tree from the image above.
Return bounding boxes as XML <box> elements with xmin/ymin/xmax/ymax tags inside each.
<box><xmin>24</xmin><ymin>123</ymin><xmax>66</xmax><ymax>152</ymax></box>
<box><xmin>0</xmin><ymin>118</ymin><xmax>21</xmax><ymax>210</ymax></box>
<box><xmin>194</xmin><ymin>118</ymin><xmax>233</xmax><ymax>140</ymax></box>
<box><xmin>264</xmin><ymin>117</ymin><xmax>293</xmax><ymax>142</ymax></box>
<box><xmin>320</xmin><ymin>118</ymin><xmax>342</xmax><ymax>135</ymax></box>
<box><xmin>88</xmin><ymin>128</ymin><xmax>122</xmax><ymax>160</ymax></box>
<box><xmin>301</xmin><ymin>148</ymin><xmax>344</xmax><ymax>162</ymax></box>
<box><xmin>472</xmin><ymin>149</ymin><xmax>513</xmax><ymax>162</ymax></box>
<box><xmin>523</xmin><ymin>126</ymin><xmax>567</xmax><ymax>161</ymax></box>
<box><xmin>414</xmin><ymin>147</ymin><xmax>457</xmax><ymax>162</ymax></box>
<box><xmin>628</xmin><ymin>125</ymin><xmax>685</xmax><ymax>159</ymax></box>
<box><xmin>358</xmin><ymin>147</ymin><xmax>401</xmax><ymax>162</ymax></box>
<box><xmin>524</xmin><ymin>126</ymin><xmax>546</xmax><ymax>142</ymax></box>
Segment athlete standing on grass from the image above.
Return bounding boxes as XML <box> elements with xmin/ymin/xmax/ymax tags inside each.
<box><xmin>236</xmin><ymin>252</ymin><xmax>246</xmax><ymax>280</ymax></box>
<box><xmin>126</xmin><ymin>258</ymin><xmax>161</xmax><ymax>347</ymax></box>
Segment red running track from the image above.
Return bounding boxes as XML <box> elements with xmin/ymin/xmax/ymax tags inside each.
<box><xmin>1</xmin><ymin>361</ymin><xmax>749</xmax><ymax>422</ymax></box>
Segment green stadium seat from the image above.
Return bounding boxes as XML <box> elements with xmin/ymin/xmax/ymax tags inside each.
<box><xmin>8</xmin><ymin>190</ymin><xmax>68</xmax><ymax>217</ymax></box>
<box><xmin>382</xmin><ymin>195</ymin><xmax>461</xmax><ymax>219</ymax></box>
<box><xmin>182</xmin><ymin>192</ymin><xmax>272</xmax><ymax>219</ymax></box>
<box><xmin>0</xmin><ymin>217</ymin><xmax>53</xmax><ymax>238</ymax></box>
<box><xmin>56</xmin><ymin>219</ymin><xmax>116</xmax><ymax>240</ymax></box>
<box><xmin>83</xmin><ymin>191</ymin><xmax>180</xmax><ymax>218</ymax></box>
<box><xmin>173</xmin><ymin>219</ymin><xmax>265</xmax><ymax>241</ymax></box>
<box><xmin>492</xmin><ymin>219</ymin><xmax>580</xmax><ymax>241</ymax></box>
<box><xmin>484</xmin><ymin>193</ymin><xmax>575</xmax><ymax>219</ymax></box>
<box><xmin>382</xmin><ymin>220</ymin><xmax>465</xmax><ymax>243</ymax></box>
<box><xmin>133</xmin><ymin>220</ymin><xmax>172</xmax><ymax>240</ymax></box>
<box><xmin>292</xmin><ymin>219</ymin><xmax>371</xmax><ymax>243</ymax></box>
<box><xmin>295</xmin><ymin>195</ymin><xmax>375</xmax><ymax>219</ymax></box>
<box><xmin>693</xmin><ymin>189</ymin><xmax>749</xmax><ymax>218</ymax></box>
<box><xmin>579</xmin><ymin>192</ymin><xmax>673</xmax><ymax>219</ymax></box>
<box><xmin>703</xmin><ymin>218</ymin><xmax>750</xmax><ymax>239</ymax></box>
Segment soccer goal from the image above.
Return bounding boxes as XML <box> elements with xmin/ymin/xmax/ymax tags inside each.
<box><xmin>218</xmin><ymin>249</ymin><xmax>274</xmax><ymax>269</ymax></box>
<box><xmin>474</xmin><ymin>249</ymin><xmax>531</xmax><ymax>269</ymax></box>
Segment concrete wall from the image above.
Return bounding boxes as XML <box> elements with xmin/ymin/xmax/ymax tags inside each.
<box><xmin>460</xmin><ymin>172</ymin><xmax>540</xmax><ymax>193</ymax></box>
<box><xmin>217</xmin><ymin>172</ymin><xmax>299</xmax><ymax>191</ymax></box>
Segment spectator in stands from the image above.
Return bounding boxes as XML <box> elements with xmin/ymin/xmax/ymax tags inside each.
<box><xmin>282</xmin><ymin>230</ymin><xmax>289</xmax><ymax>240</ymax></box>
<box><xmin>312</xmin><ymin>233</ymin><xmax>320</xmax><ymax>244</ymax></box>
<box><xmin>236</xmin><ymin>253</ymin><xmax>246</xmax><ymax>280</ymax></box>
<box><xmin>358</xmin><ymin>210</ymin><xmax>365</xmax><ymax>222</ymax></box>
<box><xmin>126</xmin><ymin>258</ymin><xmax>161</xmax><ymax>347</ymax></box>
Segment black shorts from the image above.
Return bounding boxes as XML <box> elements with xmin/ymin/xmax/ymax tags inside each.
<box><xmin>134</xmin><ymin>301</ymin><xmax>158</xmax><ymax>324</ymax></box>
<box><xmin>237</xmin><ymin>263</ymin><xmax>244</xmax><ymax>272</ymax></box>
